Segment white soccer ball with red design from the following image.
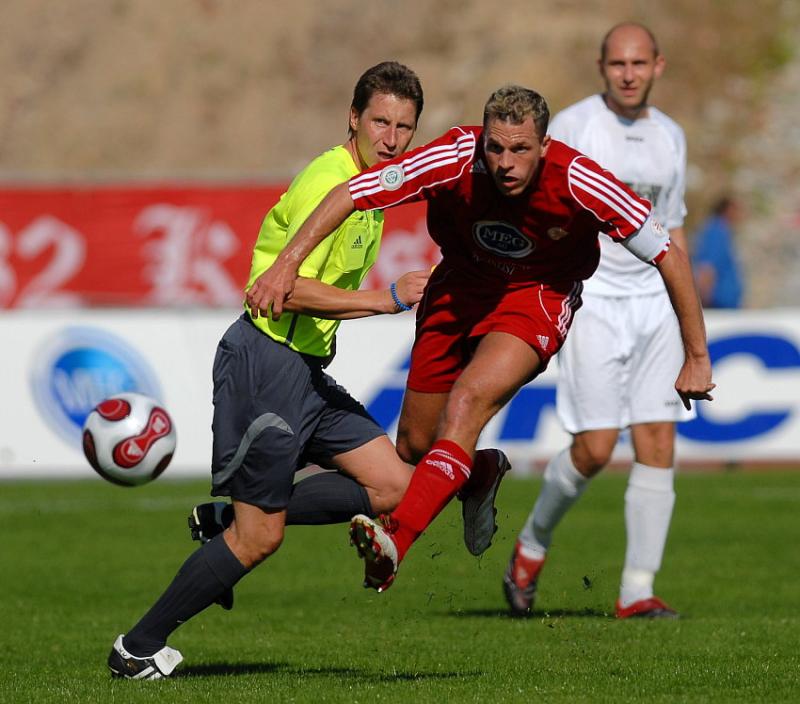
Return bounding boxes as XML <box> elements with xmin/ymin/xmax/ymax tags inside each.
<box><xmin>82</xmin><ymin>392</ymin><xmax>177</xmax><ymax>486</ymax></box>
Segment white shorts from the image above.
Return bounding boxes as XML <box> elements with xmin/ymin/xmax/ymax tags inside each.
<box><xmin>556</xmin><ymin>292</ymin><xmax>696</xmax><ymax>433</ymax></box>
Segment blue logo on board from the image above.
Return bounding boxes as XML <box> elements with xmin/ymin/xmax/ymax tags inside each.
<box><xmin>365</xmin><ymin>333</ymin><xmax>799</xmax><ymax>444</ymax></box>
<box><xmin>679</xmin><ymin>334</ymin><xmax>800</xmax><ymax>442</ymax></box>
<box><xmin>30</xmin><ymin>327</ymin><xmax>162</xmax><ymax>447</ymax></box>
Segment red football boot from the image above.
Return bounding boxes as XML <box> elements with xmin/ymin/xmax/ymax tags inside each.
<box><xmin>502</xmin><ymin>540</ymin><xmax>546</xmax><ymax>618</ymax></box>
<box><xmin>615</xmin><ymin>596</ymin><xmax>679</xmax><ymax>619</ymax></box>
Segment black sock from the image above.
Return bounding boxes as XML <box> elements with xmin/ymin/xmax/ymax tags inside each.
<box><xmin>286</xmin><ymin>471</ymin><xmax>373</xmax><ymax>525</ymax></box>
<box><xmin>212</xmin><ymin>471</ymin><xmax>373</xmax><ymax>530</ymax></box>
<box><xmin>123</xmin><ymin>535</ymin><xmax>248</xmax><ymax>656</ymax></box>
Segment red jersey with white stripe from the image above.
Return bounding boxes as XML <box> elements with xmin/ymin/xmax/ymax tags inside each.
<box><xmin>348</xmin><ymin>125</ymin><xmax>653</xmax><ymax>288</ymax></box>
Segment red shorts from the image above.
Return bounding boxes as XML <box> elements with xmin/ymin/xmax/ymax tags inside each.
<box><xmin>407</xmin><ymin>265</ymin><xmax>584</xmax><ymax>393</ymax></box>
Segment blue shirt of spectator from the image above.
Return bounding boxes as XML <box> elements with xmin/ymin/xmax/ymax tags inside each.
<box><xmin>693</xmin><ymin>205</ymin><xmax>744</xmax><ymax>309</ymax></box>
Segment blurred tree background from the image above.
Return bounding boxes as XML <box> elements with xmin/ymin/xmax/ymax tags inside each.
<box><xmin>1</xmin><ymin>0</ymin><xmax>798</xmax><ymax>305</ymax></box>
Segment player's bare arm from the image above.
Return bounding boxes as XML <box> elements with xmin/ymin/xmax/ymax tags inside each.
<box><xmin>617</xmin><ymin>216</ymin><xmax>714</xmax><ymax>409</ymax></box>
<box><xmin>283</xmin><ymin>269</ymin><xmax>430</xmax><ymax>319</ymax></box>
<box><xmin>246</xmin><ymin>183</ymin><xmax>356</xmax><ymax>320</ymax></box>
<box><xmin>667</xmin><ymin>226</ymin><xmax>687</xmax><ymax>251</ymax></box>
<box><xmin>655</xmin><ymin>242</ymin><xmax>715</xmax><ymax>409</ymax></box>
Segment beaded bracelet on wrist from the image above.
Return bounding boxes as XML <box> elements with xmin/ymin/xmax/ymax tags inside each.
<box><xmin>390</xmin><ymin>282</ymin><xmax>412</xmax><ymax>312</ymax></box>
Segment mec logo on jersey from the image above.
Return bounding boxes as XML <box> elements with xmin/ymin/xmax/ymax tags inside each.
<box><xmin>30</xmin><ymin>327</ymin><xmax>162</xmax><ymax>448</ymax></box>
<box><xmin>473</xmin><ymin>221</ymin><xmax>533</xmax><ymax>259</ymax></box>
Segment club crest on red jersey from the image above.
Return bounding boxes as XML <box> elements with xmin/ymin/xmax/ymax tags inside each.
<box><xmin>379</xmin><ymin>164</ymin><xmax>405</xmax><ymax>191</ymax></box>
<box><xmin>472</xmin><ymin>221</ymin><xmax>534</xmax><ymax>258</ymax></box>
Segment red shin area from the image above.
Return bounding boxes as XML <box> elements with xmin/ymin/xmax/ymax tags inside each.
<box><xmin>390</xmin><ymin>439</ymin><xmax>473</xmax><ymax>560</ymax></box>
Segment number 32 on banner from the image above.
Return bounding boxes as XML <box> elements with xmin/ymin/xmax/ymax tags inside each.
<box><xmin>0</xmin><ymin>216</ymin><xmax>86</xmax><ymax>308</ymax></box>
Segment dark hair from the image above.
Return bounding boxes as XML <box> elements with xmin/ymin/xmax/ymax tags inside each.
<box><xmin>712</xmin><ymin>196</ymin><xmax>736</xmax><ymax>216</ymax></box>
<box><xmin>483</xmin><ymin>85</ymin><xmax>550</xmax><ymax>139</ymax></box>
<box><xmin>348</xmin><ymin>61</ymin><xmax>424</xmax><ymax>136</ymax></box>
<box><xmin>600</xmin><ymin>22</ymin><xmax>659</xmax><ymax>62</ymax></box>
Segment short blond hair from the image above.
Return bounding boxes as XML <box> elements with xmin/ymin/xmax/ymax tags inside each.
<box><xmin>483</xmin><ymin>85</ymin><xmax>550</xmax><ymax>139</ymax></box>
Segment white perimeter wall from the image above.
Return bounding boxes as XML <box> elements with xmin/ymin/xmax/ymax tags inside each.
<box><xmin>3</xmin><ymin>308</ymin><xmax>800</xmax><ymax>480</ymax></box>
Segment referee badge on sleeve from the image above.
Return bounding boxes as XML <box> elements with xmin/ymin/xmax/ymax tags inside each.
<box><xmin>379</xmin><ymin>164</ymin><xmax>405</xmax><ymax>191</ymax></box>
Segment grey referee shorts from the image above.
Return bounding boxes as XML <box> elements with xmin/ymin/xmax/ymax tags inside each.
<box><xmin>210</xmin><ymin>315</ymin><xmax>386</xmax><ymax>510</ymax></box>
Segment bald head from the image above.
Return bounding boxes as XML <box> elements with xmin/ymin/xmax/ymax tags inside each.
<box><xmin>598</xmin><ymin>22</ymin><xmax>664</xmax><ymax>119</ymax></box>
<box><xmin>600</xmin><ymin>22</ymin><xmax>659</xmax><ymax>62</ymax></box>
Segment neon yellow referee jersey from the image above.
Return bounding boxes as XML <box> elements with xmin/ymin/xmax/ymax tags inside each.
<box><xmin>247</xmin><ymin>145</ymin><xmax>384</xmax><ymax>358</ymax></box>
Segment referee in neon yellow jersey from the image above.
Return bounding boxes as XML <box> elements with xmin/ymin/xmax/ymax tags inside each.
<box><xmin>109</xmin><ymin>62</ymin><xmax>428</xmax><ymax>678</ymax></box>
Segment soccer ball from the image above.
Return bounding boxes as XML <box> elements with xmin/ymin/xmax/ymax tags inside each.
<box><xmin>82</xmin><ymin>392</ymin><xmax>177</xmax><ymax>486</ymax></box>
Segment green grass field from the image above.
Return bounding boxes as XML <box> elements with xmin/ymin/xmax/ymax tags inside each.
<box><xmin>2</xmin><ymin>470</ymin><xmax>798</xmax><ymax>703</ymax></box>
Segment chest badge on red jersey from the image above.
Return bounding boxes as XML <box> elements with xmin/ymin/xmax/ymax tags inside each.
<box><xmin>473</xmin><ymin>221</ymin><xmax>534</xmax><ymax>259</ymax></box>
<box><xmin>547</xmin><ymin>227</ymin><xmax>569</xmax><ymax>241</ymax></box>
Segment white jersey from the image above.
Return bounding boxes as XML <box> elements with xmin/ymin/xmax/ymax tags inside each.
<box><xmin>548</xmin><ymin>94</ymin><xmax>687</xmax><ymax>296</ymax></box>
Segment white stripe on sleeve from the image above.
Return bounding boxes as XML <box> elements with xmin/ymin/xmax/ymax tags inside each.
<box><xmin>567</xmin><ymin>158</ymin><xmax>649</xmax><ymax>230</ymax></box>
<box><xmin>349</xmin><ymin>131</ymin><xmax>476</xmax><ymax>202</ymax></box>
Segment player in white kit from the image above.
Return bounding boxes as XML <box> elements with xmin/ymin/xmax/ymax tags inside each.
<box><xmin>505</xmin><ymin>22</ymin><xmax>699</xmax><ymax>618</ymax></box>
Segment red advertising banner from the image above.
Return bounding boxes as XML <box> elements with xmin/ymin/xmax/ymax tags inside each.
<box><xmin>0</xmin><ymin>185</ymin><xmax>436</xmax><ymax>308</ymax></box>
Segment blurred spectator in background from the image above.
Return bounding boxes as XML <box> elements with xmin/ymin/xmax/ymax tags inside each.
<box><xmin>692</xmin><ymin>196</ymin><xmax>745</xmax><ymax>308</ymax></box>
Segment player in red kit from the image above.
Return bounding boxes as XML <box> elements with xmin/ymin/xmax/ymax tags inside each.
<box><xmin>249</xmin><ymin>85</ymin><xmax>714</xmax><ymax>592</ymax></box>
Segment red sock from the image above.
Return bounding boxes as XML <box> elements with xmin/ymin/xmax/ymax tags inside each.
<box><xmin>390</xmin><ymin>439</ymin><xmax>473</xmax><ymax>560</ymax></box>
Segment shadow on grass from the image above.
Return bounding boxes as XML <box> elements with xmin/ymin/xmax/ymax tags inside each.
<box><xmin>180</xmin><ymin>662</ymin><xmax>483</xmax><ymax>682</ymax></box>
<box><xmin>447</xmin><ymin>607</ymin><xmax>612</xmax><ymax>619</ymax></box>
<box><xmin>179</xmin><ymin>662</ymin><xmax>288</xmax><ymax>678</ymax></box>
